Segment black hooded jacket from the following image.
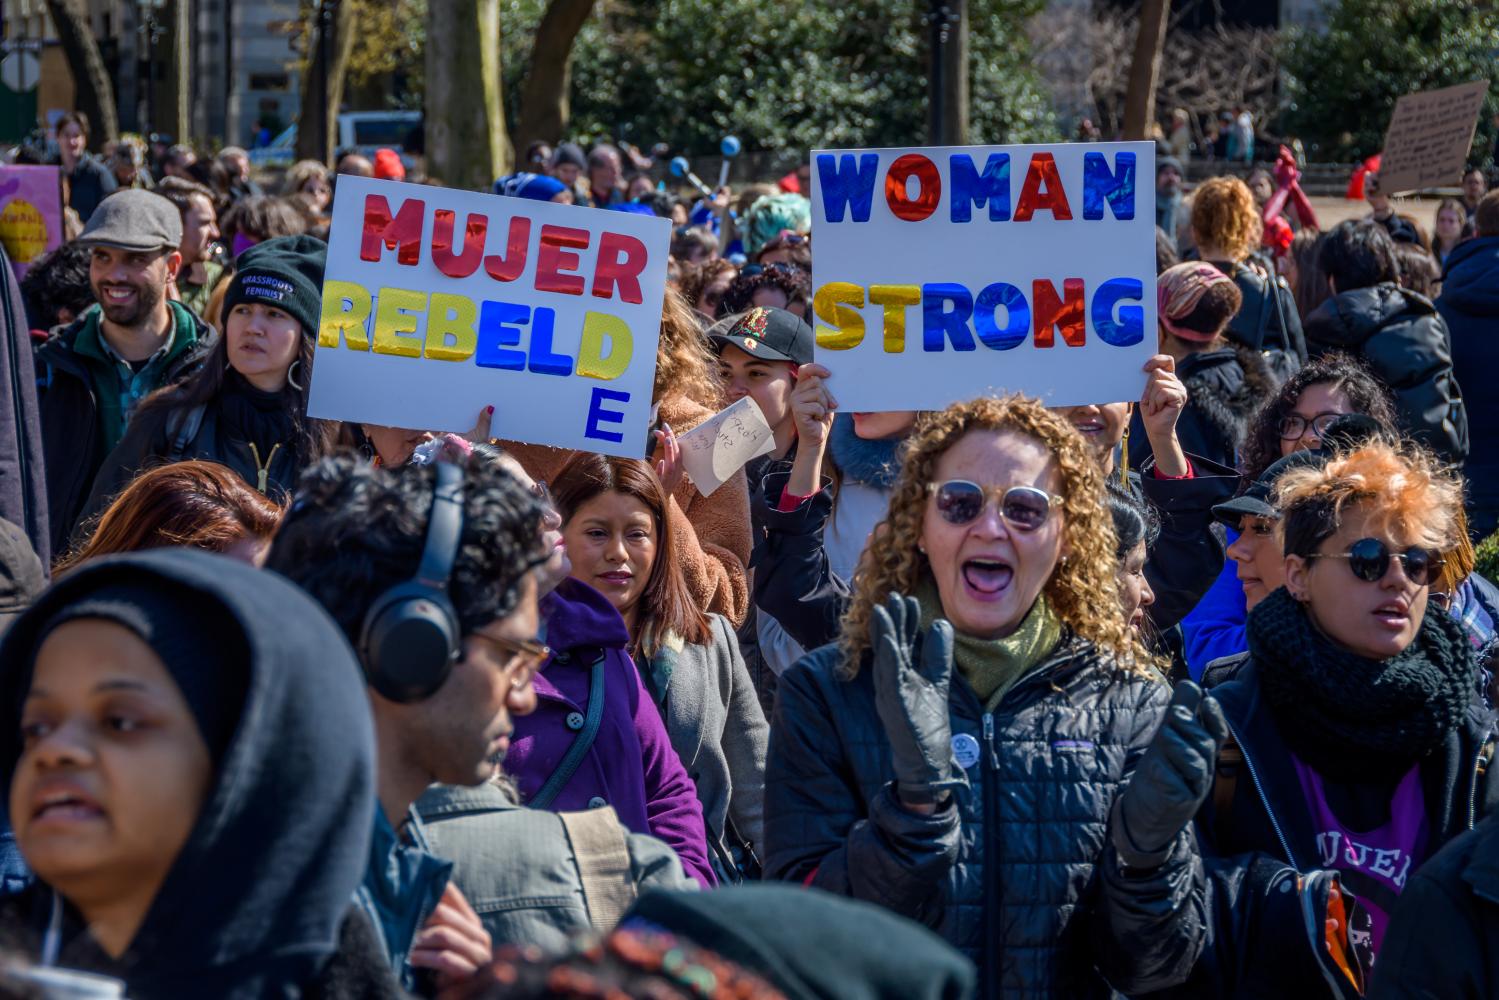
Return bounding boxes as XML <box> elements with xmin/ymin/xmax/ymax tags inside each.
<box><xmin>1139</xmin><ymin>656</ymin><xmax>1498</xmax><ymax>998</ymax></box>
<box><xmin>0</xmin><ymin>549</ymin><xmax>400</xmax><ymax>999</ymax></box>
<box><xmin>1126</xmin><ymin>345</ymin><xmax>1276</xmax><ymax>473</ymax></box>
<box><xmin>1303</xmin><ymin>283</ymin><xmax>1468</xmax><ymax>464</ymax></box>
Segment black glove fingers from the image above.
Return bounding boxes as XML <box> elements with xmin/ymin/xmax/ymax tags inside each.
<box><xmin>1168</xmin><ymin>679</ymin><xmax>1203</xmax><ymax>714</ymax></box>
<box><xmin>917</xmin><ymin>620</ymin><xmax>954</xmax><ymax>686</ymax></box>
<box><xmin>1197</xmin><ymin>692</ymin><xmax>1231</xmax><ymax>747</ymax></box>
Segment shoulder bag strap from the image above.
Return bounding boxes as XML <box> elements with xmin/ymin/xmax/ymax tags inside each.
<box><xmin>530</xmin><ymin>653</ymin><xmax>607</xmax><ymax>810</ymax></box>
<box><xmin>559</xmin><ymin>805</ymin><xmax>637</xmax><ymax>931</ymax></box>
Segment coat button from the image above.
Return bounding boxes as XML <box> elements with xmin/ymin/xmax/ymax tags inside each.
<box><xmin>587</xmin><ymin>796</ymin><xmax>607</xmax><ymax>809</ymax></box>
<box><xmin>565</xmin><ymin>712</ymin><xmax>586</xmax><ymax>731</ymax></box>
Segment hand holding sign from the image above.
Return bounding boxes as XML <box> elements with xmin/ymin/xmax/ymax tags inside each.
<box><xmin>678</xmin><ymin>397</ymin><xmax>777</xmax><ymax>497</ymax></box>
<box><xmin>789</xmin><ymin>362</ymin><xmax>837</xmax><ymax>448</ymax></box>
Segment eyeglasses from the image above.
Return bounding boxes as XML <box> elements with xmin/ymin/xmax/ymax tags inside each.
<box><xmin>475</xmin><ymin>632</ymin><xmax>551</xmax><ymax>695</ymax></box>
<box><xmin>928</xmin><ymin>481</ymin><xmax>1059</xmax><ymax>532</ymax></box>
<box><xmin>1278</xmin><ymin>411</ymin><xmax>1344</xmax><ymax>441</ymax></box>
<box><xmin>1310</xmin><ymin>537</ymin><xmax>1444</xmax><ymax>587</ymax></box>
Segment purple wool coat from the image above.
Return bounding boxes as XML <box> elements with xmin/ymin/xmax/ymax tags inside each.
<box><xmin>505</xmin><ymin>578</ymin><xmax>716</xmax><ymax>887</ymax></box>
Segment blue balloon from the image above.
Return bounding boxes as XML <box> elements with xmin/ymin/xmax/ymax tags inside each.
<box><xmin>720</xmin><ymin>135</ymin><xmax>742</xmax><ymax>157</ymax></box>
<box><xmin>669</xmin><ymin>156</ymin><xmax>689</xmax><ymax>177</ymax></box>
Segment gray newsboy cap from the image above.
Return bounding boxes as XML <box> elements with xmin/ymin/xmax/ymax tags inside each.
<box><xmin>76</xmin><ymin>189</ymin><xmax>183</xmax><ymax>252</ymax></box>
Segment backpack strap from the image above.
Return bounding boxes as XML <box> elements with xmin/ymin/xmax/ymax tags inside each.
<box><xmin>164</xmin><ymin>403</ymin><xmax>207</xmax><ymax>461</ymax></box>
<box><xmin>559</xmin><ymin>805</ymin><xmax>637</xmax><ymax>932</ymax></box>
<box><xmin>529</xmin><ymin>652</ymin><xmax>607</xmax><ymax>810</ymax></box>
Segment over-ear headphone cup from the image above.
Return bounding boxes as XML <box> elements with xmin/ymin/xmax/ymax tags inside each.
<box><xmin>363</xmin><ymin>597</ymin><xmax>461</xmax><ymax>703</ymax></box>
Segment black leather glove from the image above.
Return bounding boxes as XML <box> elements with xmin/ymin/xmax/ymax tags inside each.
<box><xmin>870</xmin><ymin>592</ymin><xmax>962</xmax><ymax>806</ymax></box>
<box><xmin>1111</xmin><ymin>679</ymin><xmax>1229</xmax><ymax>868</ymax></box>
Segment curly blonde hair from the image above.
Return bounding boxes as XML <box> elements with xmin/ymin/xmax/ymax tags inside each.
<box><xmin>1275</xmin><ymin>440</ymin><xmax>1463</xmax><ymax>560</ymax></box>
<box><xmin>654</xmin><ymin>286</ymin><xmax>722</xmax><ymax>410</ymax></box>
<box><xmin>1190</xmin><ymin>176</ymin><xmax>1263</xmax><ymax>262</ymax></box>
<box><xmin>838</xmin><ymin>395</ymin><xmax>1155</xmax><ymax>679</ymax></box>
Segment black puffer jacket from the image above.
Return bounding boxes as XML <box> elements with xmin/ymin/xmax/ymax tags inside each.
<box><xmin>1126</xmin><ymin>345</ymin><xmax>1276</xmax><ymax>472</ymax></box>
<box><xmin>765</xmin><ymin>634</ymin><xmax>1204</xmax><ymax>999</ymax></box>
<box><xmin>1303</xmin><ymin>283</ymin><xmax>1468</xmax><ymax>464</ymax></box>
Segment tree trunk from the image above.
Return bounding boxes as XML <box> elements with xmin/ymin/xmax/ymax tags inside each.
<box><xmin>296</xmin><ymin>0</ymin><xmax>359</xmax><ymax>165</ymax></box>
<box><xmin>42</xmin><ymin>0</ymin><xmax>118</xmax><ymax>149</ymax></box>
<box><xmin>514</xmin><ymin>0</ymin><xmax>595</xmax><ymax>151</ymax></box>
<box><xmin>166</xmin><ymin>0</ymin><xmax>191</xmax><ymax>143</ymax></box>
<box><xmin>425</xmin><ymin>0</ymin><xmax>509</xmax><ymax>191</ymax></box>
<box><xmin>939</xmin><ymin>0</ymin><xmax>968</xmax><ymax>145</ymax></box>
<box><xmin>1121</xmin><ymin>0</ymin><xmax>1170</xmax><ymax>141</ymax></box>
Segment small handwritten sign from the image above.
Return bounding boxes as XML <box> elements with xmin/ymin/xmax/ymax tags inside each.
<box><xmin>1377</xmin><ymin>80</ymin><xmax>1490</xmax><ymax>195</ymax></box>
<box><xmin>679</xmin><ymin>396</ymin><xmax>776</xmax><ymax>496</ymax></box>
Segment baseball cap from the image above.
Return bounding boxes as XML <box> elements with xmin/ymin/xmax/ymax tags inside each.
<box><xmin>711</xmin><ymin>306</ymin><xmax>814</xmax><ymax>365</ymax></box>
<box><xmin>76</xmin><ymin>189</ymin><xmax>182</xmax><ymax>252</ymax></box>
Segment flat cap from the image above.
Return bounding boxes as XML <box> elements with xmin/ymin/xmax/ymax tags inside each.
<box><xmin>76</xmin><ymin>189</ymin><xmax>183</xmax><ymax>252</ymax></box>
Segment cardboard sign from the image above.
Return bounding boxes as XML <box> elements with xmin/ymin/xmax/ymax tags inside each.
<box><xmin>811</xmin><ymin>142</ymin><xmax>1157</xmax><ymax>410</ymax></box>
<box><xmin>308</xmin><ymin>176</ymin><xmax>670</xmax><ymax>456</ymax></box>
<box><xmin>679</xmin><ymin>396</ymin><xmax>776</xmax><ymax>496</ymax></box>
<box><xmin>0</xmin><ymin>165</ymin><xmax>62</xmax><ymax>279</ymax></box>
<box><xmin>1377</xmin><ymin>80</ymin><xmax>1490</xmax><ymax>195</ymax></box>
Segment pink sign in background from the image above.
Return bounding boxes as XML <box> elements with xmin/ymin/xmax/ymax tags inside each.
<box><xmin>0</xmin><ymin>165</ymin><xmax>63</xmax><ymax>280</ymax></box>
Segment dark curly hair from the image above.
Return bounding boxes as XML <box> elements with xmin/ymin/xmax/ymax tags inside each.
<box><xmin>265</xmin><ymin>454</ymin><xmax>547</xmax><ymax>644</ymax></box>
<box><xmin>1106</xmin><ymin>482</ymin><xmax>1160</xmax><ymax>560</ymax></box>
<box><xmin>20</xmin><ymin>241</ymin><xmax>95</xmax><ymax>330</ymax></box>
<box><xmin>716</xmin><ymin>263</ymin><xmax>810</xmax><ymax>318</ymax></box>
<box><xmin>1238</xmin><ymin>352</ymin><xmax>1399</xmax><ymax>482</ymax></box>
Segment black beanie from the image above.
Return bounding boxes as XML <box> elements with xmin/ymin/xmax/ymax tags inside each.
<box><xmin>222</xmin><ymin>234</ymin><xmax>328</xmax><ymax>339</ymax></box>
<box><xmin>35</xmin><ymin>579</ymin><xmax>250</xmax><ymax>766</ymax></box>
<box><xmin>622</xmin><ymin>886</ymin><xmax>975</xmax><ymax>1000</ymax></box>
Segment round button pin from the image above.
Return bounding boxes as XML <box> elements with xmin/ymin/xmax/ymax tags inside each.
<box><xmin>951</xmin><ymin>733</ymin><xmax>981</xmax><ymax>770</ymax></box>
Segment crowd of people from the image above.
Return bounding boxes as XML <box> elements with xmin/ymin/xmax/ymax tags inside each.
<box><xmin>0</xmin><ymin>114</ymin><xmax>1496</xmax><ymax>999</ymax></box>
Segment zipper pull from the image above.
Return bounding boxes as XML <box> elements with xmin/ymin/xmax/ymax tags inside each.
<box><xmin>983</xmin><ymin>713</ymin><xmax>999</xmax><ymax>770</ymax></box>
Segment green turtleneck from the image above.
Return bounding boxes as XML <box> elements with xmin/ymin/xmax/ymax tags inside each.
<box><xmin>914</xmin><ymin>576</ymin><xmax>1062</xmax><ymax>710</ymax></box>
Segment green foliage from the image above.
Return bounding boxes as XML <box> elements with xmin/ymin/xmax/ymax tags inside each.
<box><xmin>1280</xmin><ymin>0</ymin><xmax>1499</xmax><ymax>164</ymax></box>
<box><xmin>500</xmin><ymin>0</ymin><xmax>1058</xmax><ymax>156</ymax></box>
<box><xmin>1476</xmin><ymin>529</ymin><xmax>1499</xmax><ymax>586</ymax></box>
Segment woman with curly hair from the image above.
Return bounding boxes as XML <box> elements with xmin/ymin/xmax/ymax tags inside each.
<box><xmin>500</xmin><ymin>287</ymin><xmax>752</xmax><ymax>626</ymax></box>
<box><xmin>717</xmin><ymin>263</ymin><xmax>811</xmax><ymax>320</ymax></box>
<box><xmin>1181</xmin><ymin>354</ymin><xmax>1399</xmax><ymax>677</ymax></box>
<box><xmin>764</xmin><ymin>395</ymin><xmax>1224</xmax><ymax>998</ymax></box>
<box><xmin>678</xmin><ymin>258</ymin><xmax>737</xmax><ymax>320</ymax></box>
<box><xmin>1191</xmin><ymin>175</ymin><xmax>1305</xmax><ymax>376</ymax></box>
<box><xmin>1157</xmin><ymin>440</ymin><xmax>1496</xmax><ymax>997</ymax></box>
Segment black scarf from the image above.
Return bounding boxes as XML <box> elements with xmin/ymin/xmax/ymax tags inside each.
<box><xmin>1247</xmin><ymin>586</ymin><xmax>1476</xmax><ymax>782</ymax></box>
<box><xmin>219</xmin><ymin>369</ymin><xmax>298</xmax><ymax>457</ymax></box>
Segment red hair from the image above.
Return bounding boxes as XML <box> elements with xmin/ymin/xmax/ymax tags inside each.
<box><xmin>58</xmin><ymin>461</ymin><xmax>283</xmax><ymax>574</ymax></box>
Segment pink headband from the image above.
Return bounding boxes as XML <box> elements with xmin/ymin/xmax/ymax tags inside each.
<box><xmin>1158</xmin><ymin>262</ymin><xmax>1233</xmax><ymax>342</ymax></box>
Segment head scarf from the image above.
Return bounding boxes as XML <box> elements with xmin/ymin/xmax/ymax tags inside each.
<box><xmin>1157</xmin><ymin>261</ymin><xmax>1235</xmax><ymax>342</ymax></box>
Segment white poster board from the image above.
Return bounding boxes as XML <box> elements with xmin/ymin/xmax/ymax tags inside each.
<box><xmin>308</xmin><ymin>176</ymin><xmax>670</xmax><ymax>456</ymax></box>
<box><xmin>1378</xmin><ymin>80</ymin><xmax>1489</xmax><ymax>195</ymax></box>
<box><xmin>811</xmin><ymin>141</ymin><xmax>1157</xmax><ymax>410</ymax></box>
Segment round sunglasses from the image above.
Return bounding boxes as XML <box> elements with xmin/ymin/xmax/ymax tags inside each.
<box><xmin>928</xmin><ymin>480</ymin><xmax>1058</xmax><ymax>532</ymax></box>
<box><xmin>1310</xmin><ymin>537</ymin><xmax>1444</xmax><ymax>587</ymax></box>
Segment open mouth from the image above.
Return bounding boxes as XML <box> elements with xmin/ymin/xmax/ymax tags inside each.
<box><xmin>32</xmin><ymin>790</ymin><xmax>102</xmax><ymax>824</ymax></box>
<box><xmin>962</xmin><ymin>558</ymin><xmax>1013</xmax><ymax>596</ymax></box>
<box><xmin>1072</xmin><ymin>419</ymin><xmax>1105</xmax><ymax>435</ymax></box>
<box><xmin>1373</xmin><ymin>603</ymin><xmax>1410</xmax><ymax>629</ymax></box>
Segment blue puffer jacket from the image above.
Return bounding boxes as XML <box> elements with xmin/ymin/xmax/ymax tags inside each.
<box><xmin>1438</xmin><ymin>236</ymin><xmax>1499</xmax><ymax>535</ymax></box>
<box><xmin>765</xmin><ymin>633</ymin><xmax>1204</xmax><ymax>999</ymax></box>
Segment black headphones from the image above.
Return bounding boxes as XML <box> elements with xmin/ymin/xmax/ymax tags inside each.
<box><xmin>359</xmin><ymin>461</ymin><xmax>465</xmax><ymax>703</ymax></box>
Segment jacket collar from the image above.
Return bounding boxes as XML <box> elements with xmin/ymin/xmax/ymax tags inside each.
<box><xmin>359</xmin><ymin>803</ymin><xmax>452</xmax><ymax>985</ymax></box>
